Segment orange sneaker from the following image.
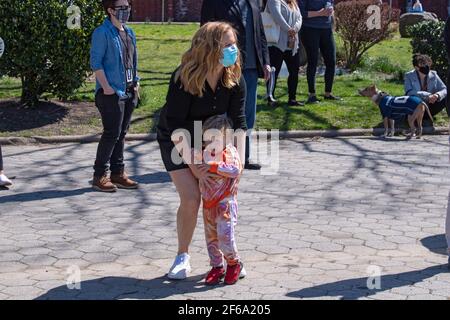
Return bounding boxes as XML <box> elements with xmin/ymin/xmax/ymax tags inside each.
<box><xmin>205</xmin><ymin>266</ymin><xmax>225</xmax><ymax>285</ymax></box>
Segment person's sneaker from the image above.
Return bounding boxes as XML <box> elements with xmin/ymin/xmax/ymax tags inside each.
<box><xmin>110</xmin><ymin>171</ymin><xmax>139</xmax><ymax>189</ymax></box>
<box><xmin>167</xmin><ymin>253</ymin><xmax>191</xmax><ymax>280</ymax></box>
<box><xmin>306</xmin><ymin>95</ymin><xmax>321</xmax><ymax>104</ymax></box>
<box><xmin>0</xmin><ymin>173</ymin><xmax>12</xmax><ymax>187</ymax></box>
<box><xmin>267</xmin><ymin>96</ymin><xmax>277</xmax><ymax>107</ymax></box>
<box><xmin>288</xmin><ymin>100</ymin><xmax>305</xmax><ymax>106</ymax></box>
<box><xmin>324</xmin><ymin>94</ymin><xmax>342</xmax><ymax>101</ymax></box>
<box><xmin>92</xmin><ymin>175</ymin><xmax>117</xmax><ymax>193</ymax></box>
<box><xmin>239</xmin><ymin>262</ymin><xmax>246</xmax><ymax>279</ymax></box>
<box><xmin>205</xmin><ymin>266</ymin><xmax>225</xmax><ymax>285</ymax></box>
<box><xmin>224</xmin><ymin>262</ymin><xmax>242</xmax><ymax>285</ymax></box>
<box><xmin>244</xmin><ymin>162</ymin><xmax>261</xmax><ymax>170</ymax></box>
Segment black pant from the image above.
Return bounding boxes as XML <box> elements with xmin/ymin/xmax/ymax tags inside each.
<box><xmin>268</xmin><ymin>46</ymin><xmax>300</xmax><ymax>101</ymax></box>
<box><xmin>94</xmin><ymin>89</ymin><xmax>136</xmax><ymax>177</ymax></box>
<box><xmin>300</xmin><ymin>26</ymin><xmax>336</xmax><ymax>94</ymax></box>
<box><xmin>0</xmin><ymin>144</ymin><xmax>3</xmax><ymax>171</ymax></box>
<box><xmin>425</xmin><ymin>98</ymin><xmax>449</xmax><ymax>120</ymax></box>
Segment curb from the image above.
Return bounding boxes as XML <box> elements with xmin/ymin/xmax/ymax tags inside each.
<box><xmin>0</xmin><ymin>127</ymin><xmax>447</xmax><ymax>145</ymax></box>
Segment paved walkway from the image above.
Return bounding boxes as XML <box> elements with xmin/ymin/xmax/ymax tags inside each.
<box><xmin>0</xmin><ymin>136</ymin><xmax>449</xmax><ymax>300</ymax></box>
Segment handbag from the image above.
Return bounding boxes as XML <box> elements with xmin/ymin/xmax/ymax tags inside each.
<box><xmin>261</xmin><ymin>3</ymin><xmax>280</xmax><ymax>43</ymax></box>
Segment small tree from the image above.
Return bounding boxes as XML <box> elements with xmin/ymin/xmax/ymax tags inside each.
<box><xmin>334</xmin><ymin>0</ymin><xmax>400</xmax><ymax>70</ymax></box>
<box><xmin>409</xmin><ymin>20</ymin><xmax>448</xmax><ymax>80</ymax></box>
<box><xmin>0</xmin><ymin>0</ymin><xmax>104</xmax><ymax>106</ymax></box>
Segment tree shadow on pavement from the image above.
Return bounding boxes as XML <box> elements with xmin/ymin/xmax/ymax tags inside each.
<box><xmin>34</xmin><ymin>274</ymin><xmax>218</xmax><ymax>300</ymax></box>
<box><xmin>286</xmin><ymin>264</ymin><xmax>449</xmax><ymax>300</ymax></box>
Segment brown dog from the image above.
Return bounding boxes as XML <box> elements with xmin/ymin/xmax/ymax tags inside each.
<box><xmin>358</xmin><ymin>84</ymin><xmax>433</xmax><ymax>139</ymax></box>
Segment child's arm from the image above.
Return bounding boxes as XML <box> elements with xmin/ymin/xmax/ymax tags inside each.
<box><xmin>207</xmin><ymin>146</ymin><xmax>242</xmax><ymax>179</ymax></box>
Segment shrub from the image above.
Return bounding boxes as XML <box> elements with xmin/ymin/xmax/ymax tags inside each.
<box><xmin>334</xmin><ymin>0</ymin><xmax>400</xmax><ymax>70</ymax></box>
<box><xmin>409</xmin><ymin>20</ymin><xmax>448</xmax><ymax>80</ymax></box>
<box><xmin>0</xmin><ymin>0</ymin><xmax>104</xmax><ymax>106</ymax></box>
<box><xmin>358</xmin><ymin>55</ymin><xmax>406</xmax><ymax>75</ymax></box>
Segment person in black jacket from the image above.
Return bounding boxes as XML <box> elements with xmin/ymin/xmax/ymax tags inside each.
<box><xmin>201</xmin><ymin>0</ymin><xmax>271</xmax><ymax>170</ymax></box>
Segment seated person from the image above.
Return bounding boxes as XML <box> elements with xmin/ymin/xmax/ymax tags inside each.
<box><xmin>411</xmin><ymin>0</ymin><xmax>424</xmax><ymax>13</ymax></box>
<box><xmin>404</xmin><ymin>54</ymin><xmax>448</xmax><ymax>122</ymax></box>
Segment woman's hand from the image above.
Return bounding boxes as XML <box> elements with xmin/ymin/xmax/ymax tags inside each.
<box><xmin>190</xmin><ymin>164</ymin><xmax>218</xmax><ymax>191</ymax></box>
<box><xmin>288</xmin><ymin>28</ymin><xmax>297</xmax><ymax>37</ymax></box>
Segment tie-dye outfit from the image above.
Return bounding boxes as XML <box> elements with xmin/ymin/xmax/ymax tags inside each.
<box><xmin>197</xmin><ymin>144</ymin><xmax>242</xmax><ymax>268</ymax></box>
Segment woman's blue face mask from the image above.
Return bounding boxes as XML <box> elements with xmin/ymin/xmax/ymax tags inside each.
<box><xmin>220</xmin><ymin>44</ymin><xmax>238</xmax><ymax>68</ymax></box>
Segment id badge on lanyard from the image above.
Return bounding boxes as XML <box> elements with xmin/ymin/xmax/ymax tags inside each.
<box><xmin>126</xmin><ymin>69</ymin><xmax>133</xmax><ymax>84</ymax></box>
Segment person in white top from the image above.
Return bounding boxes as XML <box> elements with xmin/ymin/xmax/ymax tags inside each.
<box><xmin>265</xmin><ymin>0</ymin><xmax>303</xmax><ymax>106</ymax></box>
<box><xmin>0</xmin><ymin>144</ymin><xmax>12</xmax><ymax>187</ymax></box>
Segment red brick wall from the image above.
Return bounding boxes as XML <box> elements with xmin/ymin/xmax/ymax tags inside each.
<box><xmin>130</xmin><ymin>0</ymin><xmax>449</xmax><ymax>22</ymax></box>
<box><xmin>131</xmin><ymin>0</ymin><xmax>169</xmax><ymax>22</ymax></box>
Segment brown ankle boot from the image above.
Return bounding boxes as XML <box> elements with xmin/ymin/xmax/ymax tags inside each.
<box><xmin>93</xmin><ymin>175</ymin><xmax>117</xmax><ymax>192</ymax></box>
<box><xmin>110</xmin><ymin>171</ymin><xmax>138</xmax><ymax>189</ymax></box>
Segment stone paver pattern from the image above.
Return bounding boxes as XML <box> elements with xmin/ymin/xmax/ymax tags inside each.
<box><xmin>0</xmin><ymin>136</ymin><xmax>449</xmax><ymax>300</ymax></box>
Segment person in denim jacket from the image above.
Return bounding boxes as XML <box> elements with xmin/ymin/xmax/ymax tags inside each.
<box><xmin>90</xmin><ymin>0</ymin><xmax>140</xmax><ymax>192</ymax></box>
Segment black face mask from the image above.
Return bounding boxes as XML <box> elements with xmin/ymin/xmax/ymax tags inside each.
<box><xmin>419</xmin><ymin>65</ymin><xmax>430</xmax><ymax>75</ymax></box>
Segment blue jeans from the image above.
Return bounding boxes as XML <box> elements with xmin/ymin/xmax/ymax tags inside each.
<box><xmin>243</xmin><ymin>68</ymin><xmax>258</xmax><ymax>162</ymax></box>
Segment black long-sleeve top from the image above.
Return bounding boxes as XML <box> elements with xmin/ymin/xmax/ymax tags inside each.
<box><xmin>156</xmin><ymin>70</ymin><xmax>248</xmax><ymax>144</ymax></box>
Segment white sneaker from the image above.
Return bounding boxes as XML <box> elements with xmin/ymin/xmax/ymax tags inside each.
<box><xmin>0</xmin><ymin>174</ymin><xmax>12</xmax><ymax>187</ymax></box>
<box><xmin>239</xmin><ymin>262</ymin><xmax>247</xmax><ymax>279</ymax></box>
<box><xmin>167</xmin><ymin>253</ymin><xmax>191</xmax><ymax>280</ymax></box>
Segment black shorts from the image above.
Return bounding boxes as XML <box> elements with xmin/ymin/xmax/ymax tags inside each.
<box><xmin>157</xmin><ymin>139</ymin><xmax>189</xmax><ymax>172</ymax></box>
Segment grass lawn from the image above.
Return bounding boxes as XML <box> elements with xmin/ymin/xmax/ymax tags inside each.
<box><xmin>0</xmin><ymin>23</ymin><xmax>447</xmax><ymax>137</ymax></box>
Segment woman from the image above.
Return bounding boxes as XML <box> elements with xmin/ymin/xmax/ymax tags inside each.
<box><xmin>0</xmin><ymin>145</ymin><xmax>13</xmax><ymax>187</ymax></box>
<box><xmin>299</xmin><ymin>0</ymin><xmax>341</xmax><ymax>104</ymax></box>
<box><xmin>90</xmin><ymin>0</ymin><xmax>140</xmax><ymax>192</ymax></box>
<box><xmin>266</xmin><ymin>0</ymin><xmax>303</xmax><ymax>106</ymax></box>
<box><xmin>156</xmin><ymin>22</ymin><xmax>247</xmax><ymax>280</ymax></box>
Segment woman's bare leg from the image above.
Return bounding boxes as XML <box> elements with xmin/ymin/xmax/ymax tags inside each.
<box><xmin>169</xmin><ymin>168</ymin><xmax>201</xmax><ymax>254</ymax></box>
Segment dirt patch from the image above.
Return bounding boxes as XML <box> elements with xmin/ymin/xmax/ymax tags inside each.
<box><xmin>0</xmin><ymin>99</ymin><xmax>102</xmax><ymax>137</ymax></box>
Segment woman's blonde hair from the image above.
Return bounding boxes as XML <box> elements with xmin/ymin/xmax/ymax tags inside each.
<box><xmin>175</xmin><ymin>22</ymin><xmax>242</xmax><ymax>97</ymax></box>
<box><xmin>285</xmin><ymin>0</ymin><xmax>299</xmax><ymax>10</ymax></box>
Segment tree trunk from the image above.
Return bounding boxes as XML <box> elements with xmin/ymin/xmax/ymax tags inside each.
<box><xmin>20</xmin><ymin>75</ymin><xmax>40</xmax><ymax>107</ymax></box>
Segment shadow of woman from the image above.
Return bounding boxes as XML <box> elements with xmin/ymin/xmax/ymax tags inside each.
<box><xmin>34</xmin><ymin>274</ymin><xmax>218</xmax><ymax>300</ymax></box>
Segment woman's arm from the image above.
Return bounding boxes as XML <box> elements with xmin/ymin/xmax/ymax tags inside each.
<box><xmin>90</xmin><ymin>28</ymin><xmax>114</xmax><ymax>94</ymax></box>
<box><xmin>293</xmin><ymin>9</ymin><xmax>303</xmax><ymax>32</ymax></box>
<box><xmin>267</xmin><ymin>0</ymin><xmax>291</xmax><ymax>32</ymax></box>
<box><xmin>433</xmin><ymin>73</ymin><xmax>447</xmax><ymax>101</ymax></box>
<box><xmin>94</xmin><ymin>70</ymin><xmax>114</xmax><ymax>95</ymax></box>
